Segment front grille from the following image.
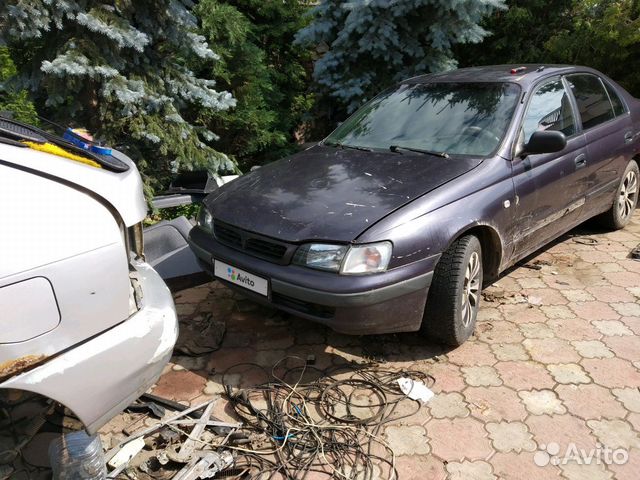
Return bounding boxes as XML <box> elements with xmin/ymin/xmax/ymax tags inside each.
<box><xmin>214</xmin><ymin>223</ymin><xmax>242</xmax><ymax>248</ymax></box>
<box><xmin>245</xmin><ymin>238</ymin><xmax>288</xmax><ymax>259</ymax></box>
<box><xmin>213</xmin><ymin>220</ymin><xmax>295</xmax><ymax>264</ymax></box>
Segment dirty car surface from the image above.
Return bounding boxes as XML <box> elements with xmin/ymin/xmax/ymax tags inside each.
<box><xmin>0</xmin><ymin>123</ymin><xmax>178</xmax><ymax>434</ymax></box>
<box><xmin>190</xmin><ymin>64</ymin><xmax>640</xmax><ymax>346</ymax></box>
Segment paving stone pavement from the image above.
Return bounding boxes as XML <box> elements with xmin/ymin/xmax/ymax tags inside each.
<box><xmin>101</xmin><ymin>211</ymin><xmax>640</xmax><ymax>479</ymax></box>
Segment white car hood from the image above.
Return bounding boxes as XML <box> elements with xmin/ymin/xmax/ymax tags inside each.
<box><xmin>0</xmin><ymin>142</ymin><xmax>147</xmax><ymax>226</ymax></box>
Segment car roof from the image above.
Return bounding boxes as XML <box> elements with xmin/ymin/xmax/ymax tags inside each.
<box><xmin>405</xmin><ymin>64</ymin><xmax>600</xmax><ymax>88</ymax></box>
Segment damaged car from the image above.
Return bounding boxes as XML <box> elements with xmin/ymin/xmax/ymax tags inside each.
<box><xmin>189</xmin><ymin>65</ymin><xmax>639</xmax><ymax>346</ymax></box>
<box><xmin>0</xmin><ymin>118</ymin><xmax>178</xmax><ymax>435</ymax></box>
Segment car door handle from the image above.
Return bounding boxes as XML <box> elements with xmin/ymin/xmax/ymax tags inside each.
<box><xmin>624</xmin><ymin>131</ymin><xmax>634</xmax><ymax>144</ymax></box>
<box><xmin>575</xmin><ymin>154</ymin><xmax>587</xmax><ymax>169</ymax></box>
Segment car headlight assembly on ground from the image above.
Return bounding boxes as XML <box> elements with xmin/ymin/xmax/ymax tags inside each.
<box><xmin>293</xmin><ymin>241</ymin><xmax>392</xmax><ymax>274</ymax></box>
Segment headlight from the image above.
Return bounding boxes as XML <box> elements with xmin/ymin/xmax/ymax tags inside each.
<box><xmin>293</xmin><ymin>241</ymin><xmax>392</xmax><ymax>274</ymax></box>
<box><xmin>293</xmin><ymin>243</ymin><xmax>349</xmax><ymax>272</ymax></box>
<box><xmin>341</xmin><ymin>241</ymin><xmax>392</xmax><ymax>274</ymax></box>
<box><xmin>197</xmin><ymin>205</ymin><xmax>214</xmax><ymax>233</ymax></box>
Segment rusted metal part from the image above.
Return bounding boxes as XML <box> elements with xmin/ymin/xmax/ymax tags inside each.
<box><xmin>167</xmin><ymin>402</ymin><xmax>215</xmax><ymax>463</ymax></box>
<box><xmin>0</xmin><ymin>355</ymin><xmax>46</xmax><ymax>380</ymax></box>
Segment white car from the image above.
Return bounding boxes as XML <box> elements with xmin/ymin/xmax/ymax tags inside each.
<box><xmin>0</xmin><ymin>120</ymin><xmax>178</xmax><ymax>434</ymax></box>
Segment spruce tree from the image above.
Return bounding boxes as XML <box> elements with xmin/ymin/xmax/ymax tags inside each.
<box><xmin>0</xmin><ymin>1</ymin><xmax>237</xmax><ymax>193</ymax></box>
<box><xmin>296</xmin><ymin>0</ymin><xmax>506</xmax><ymax>115</ymax></box>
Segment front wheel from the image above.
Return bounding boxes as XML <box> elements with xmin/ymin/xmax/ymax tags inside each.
<box><xmin>597</xmin><ymin>161</ymin><xmax>639</xmax><ymax>230</ymax></box>
<box><xmin>421</xmin><ymin>235</ymin><xmax>483</xmax><ymax>346</ymax></box>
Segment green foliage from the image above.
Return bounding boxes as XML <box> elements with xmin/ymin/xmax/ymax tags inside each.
<box><xmin>0</xmin><ymin>47</ymin><xmax>38</xmax><ymax>124</ymax></box>
<box><xmin>296</xmin><ymin>0</ymin><xmax>506</xmax><ymax>117</ymax></box>
<box><xmin>196</xmin><ymin>0</ymin><xmax>314</xmax><ymax>168</ymax></box>
<box><xmin>457</xmin><ymin>0</ymin><xmax>640</xmax><ymax>97</ymax></box>
<box><xmin>152</xmin><ymin>203</ymin><xmax>201</xmax><ymax>222</ymax></box>
<box><xmin>1</xmin><ymin>0</ymin><xmax>237</xmax><ymax>195</ymax></box>
<box><xmin>545</xmin><ymin>0</ymin><xmax>640</xmax><ymax>95</ymax></box>
<box><xmin>455</xmin><ymin>0</ymin><xmax>574</xmax><ymax>66</ymax></box>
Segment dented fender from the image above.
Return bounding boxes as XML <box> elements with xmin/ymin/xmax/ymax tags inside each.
<box><xmin>0</xmin><ymin>261</ymin><xmax>178</xmax><ymax>434</ymax></box>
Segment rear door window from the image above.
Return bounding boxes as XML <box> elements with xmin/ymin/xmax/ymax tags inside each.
<box><xmin>603</xmin><ymin>81</ymin><xmax>627</xmax><ymax>117</ymax></box>
<box><xmin>565</xmin><ymin>74</ymin><xmax>615</xmax><ymax>129</ymax></box>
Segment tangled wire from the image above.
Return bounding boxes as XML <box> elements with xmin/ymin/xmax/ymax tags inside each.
<box><xmin>215</xmin><ymin>357</ymin><xmax>435</xmax><ymax>480</ymax></box>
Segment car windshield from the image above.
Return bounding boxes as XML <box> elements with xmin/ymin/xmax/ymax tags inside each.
<box><xmin>325</xmin><ymin>82</ymin><xmax>521</xmax><ymax>157</ymax></box>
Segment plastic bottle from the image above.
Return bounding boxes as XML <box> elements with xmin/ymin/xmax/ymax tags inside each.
<box><xmin>48</xmin><ymin>431</ymin><xmax>106</xmax><ymax>480</ymax></box>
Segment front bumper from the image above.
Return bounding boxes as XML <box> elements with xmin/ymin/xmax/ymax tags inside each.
<box><xmin>189</xmin><ymin>227</ymin><xmax>438</xmax><ymax>335</ymax></box>
<box><xmin>0</xmin><ymin>261</ymin><xmax>178</xmax><ymax>434</ymax></box>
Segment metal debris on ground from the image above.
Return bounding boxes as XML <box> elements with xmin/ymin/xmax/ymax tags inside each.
<box><xmin>105</xmin><ymin>358</ymin><xmax>434</xmax><ymax>479</ymax></box>
<box><xmin>631</xmin><ymin>243</ymin><xmax>640</xmax><ymax>260</ymax></box>
<box><xmin>572</xmin><ymin>236</ymin><xmax>598</xmax><ymax>245</ymax></box>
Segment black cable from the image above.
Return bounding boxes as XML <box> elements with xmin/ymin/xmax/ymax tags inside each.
<box><xmin>217</xmin><ymin>357</ymin><xmax>434</xmax><ymax>479</ymax></box>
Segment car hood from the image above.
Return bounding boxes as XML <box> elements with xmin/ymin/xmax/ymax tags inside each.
<box><xmin>205</xmin><ymin>146</ymin><xmax>484</xmax><ymax>242</ymax></box>
<box><xmin>0</xmin><ymin>143</ymin><xmax>146</xmax><ymax>226</ymax></box>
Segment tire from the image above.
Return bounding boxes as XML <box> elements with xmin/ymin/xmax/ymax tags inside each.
<box><xmin>597</xmin><ymin>161</ymin><xmax>639</xmax><ymax>230</ymax></box>
<box><xmin>421</xmin><ymin>235</ymin><xmax>483</xmax><ymax>346</ymax></box>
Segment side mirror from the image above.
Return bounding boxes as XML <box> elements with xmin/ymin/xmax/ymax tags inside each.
<box><xmin>522</xmin><ymin>130</ymin><xmax>567</xmax><ymax>156</ymax></box>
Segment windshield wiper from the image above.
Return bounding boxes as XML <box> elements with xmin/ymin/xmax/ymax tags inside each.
<box><xmin>324</xmin><ymin>141</ymin><xmax>373</xmax><ymax>152</ymax></box>
<box><xmin>0</xmin><ymin>116</ymin><xmax>129</xmax><ymax>172</ymax></box>
<box><xmin>389</xmin><ymin>145</ymin><xmax>449</xmax><ymax>158</ymax></box>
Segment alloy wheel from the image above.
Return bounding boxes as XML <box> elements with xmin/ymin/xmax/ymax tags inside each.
<box><xmin>618</xmin><ymin>170</ymin><xmax>638</xmax><ymax>220</ymax></box>
<box><xmin>461</xmin><ymin>251</ymin><xmax>481</xmax><ymax>327</ymax></box>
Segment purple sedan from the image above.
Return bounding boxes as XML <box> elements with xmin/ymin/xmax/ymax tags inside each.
<box><xmin>189</xmin><ymin>65</ymin><xmax>639</xmax><ymax>346</ymax></box>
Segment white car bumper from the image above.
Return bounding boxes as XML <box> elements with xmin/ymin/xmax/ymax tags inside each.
<box><xmin>1</xmin><ymin>261</ymin><xmax>178</xmax><ymax>433</ymax></box>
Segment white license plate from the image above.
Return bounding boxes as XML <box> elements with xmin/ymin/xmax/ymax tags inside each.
<box><xmin>214</xmin><ymin>260</ymin><xmax>269</xmax><ymax>296</ymax></box>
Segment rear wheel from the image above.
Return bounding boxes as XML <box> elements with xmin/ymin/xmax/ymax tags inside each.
<box><xmin>598</xmin><ymin>161</ymin><xmax>639</xmax><ymax>230</ymax></box>
<box><xmin>421</xmin><ymin>235</ymin><xmax>483</xmax><ymax>346</ymax></box>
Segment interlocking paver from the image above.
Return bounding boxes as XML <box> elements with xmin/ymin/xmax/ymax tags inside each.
<box><xmin>490</xmin><ymin>342</ymin><xmax>529</xmax><ymax>361</ymax></box>
<box><xmin>523</xmin><ymin>338</ymin><xmax>581</xmax><ymax>364</ymax></box>
<box><xmin>571</xmin><ymin>340</ymin><xmax>615</xmax><ymax>359</ymax></box>
<box><xmin>428</xmin><ymin>392</ymin><xmax>470</xmax><ymax>419</ymax></box>
<box><xmin>581</xmin><ymin>358</ymin><xmax>640</xmax><ymax>388</ymax></box>
<box><xmin>464</xmin><ymin>386</ymin><xmax>528</xmax><ymax>421</ymax></box>
<box><xmin>547</xmin><ymin>363</ymin><xmax>591</xmax><ymax>384</ymax></box>
<box><xmin>540</xmin><ymin>304</ymin><xmax>576</xmax><ymax>319</ymax></box>
<box><xmin>611</xmin><ymin>302</ymin><xmax>640</xmax><ymax>317</ymax></box>
<box><xmin>612</xmin><ymin>387</ymin><xmax>640</xmax><ymax>413</ymax></box>
<box><xmin>609</xmin><ymin>453</ymin><xmax>640</xmax><ymax>480</ymax></box>
<box><xmin>526</xmin><ymin>414</ymin><xmax>597</xmax><ymax>451</ymax></box>
<box><xmin>556</xmin><ymin>384</ymin><xmax>628</xmax><ymax>420</ymax></box>
<box><xmin>427</xmin><ymin>418</ymin><xmax>492</xmax><ymax>461</ymax></box>
<box><xmin>486</xmin><ymin>421</ymin><xmax>536</xmax><ymax>453</ymax></box>
<box><xmin>475</xmin><ymin>320</ymin><xmax>524</xmax><ymax>344</ymax></box>
<box><xmin>447</xmin><ymin>341</ymin><xmax>497</xmax><ymax>366</ymax></box>
<box><xmin>600</xmin><ymin>335</ymin><xmax>640</xmax><ymax>362</ymax></box>
<box><xmin>559</xmin><ymin>462</ymin><xmax>614</xmax><ymax>480</ymax></box>
<box><xmin>445</xmin><ymin>460</ymin><xmax>496</xmax><ymax>480</ymax></box>
<box><xmin>491</xmin><ymin>451</ymin><xmax>560</xmax><ymax>479</ymax></box>
<box><xmin>586</xmin><ymin>285</ymin><xmax>637</xmax><ymax>303</ymax></box>
<box><xmin>427</xmin><ymin>361</ymin><xmax>466</xmax><ymax>393</ymax></box>
<box><xmin>395</xmin><ymin>455</ymin><xmax>446</xmax><ymax>480</ymax></box>
<box><xmin>461</xmin><ymin>365</ymin><xmax>502</xmax><ymax>387</ymax></box>
<box><xmin>587</xmin><ymin>419</ymin><xmax>640</xmax><ymax>450</ymax></box>
<box><xmin>519</xmin><ymin>322</ymin><xmax>555</xmax><ymax>339</ymax></box>
<box><xmin>561</xmin><ymin>289</ymin><xmax>596</xmax><ymax>302</ymax></box>
<box><xmin>99</xmin><ymin>211</ymin><xmax>640</xmax><ymax>479</ymax></box>
<box><xmin>519</xmin><ymin>390</ymin><xmax>567</xmax><ymax>415</ymax></box>
<box><xmin>384</xmin><ymin>425</ymin><xmax>429</xmax><ymax>455</ymax></box>
<box><xmin>592</xmin><ymin>320</ymin><xmax>633</xmax><ymax>336</ymax></box>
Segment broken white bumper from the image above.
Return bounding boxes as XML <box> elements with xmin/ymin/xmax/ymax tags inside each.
<box><xmin>0</xmin><ymin>261</ymin><xmax>178</xmax><ymax>434</ymax></box>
